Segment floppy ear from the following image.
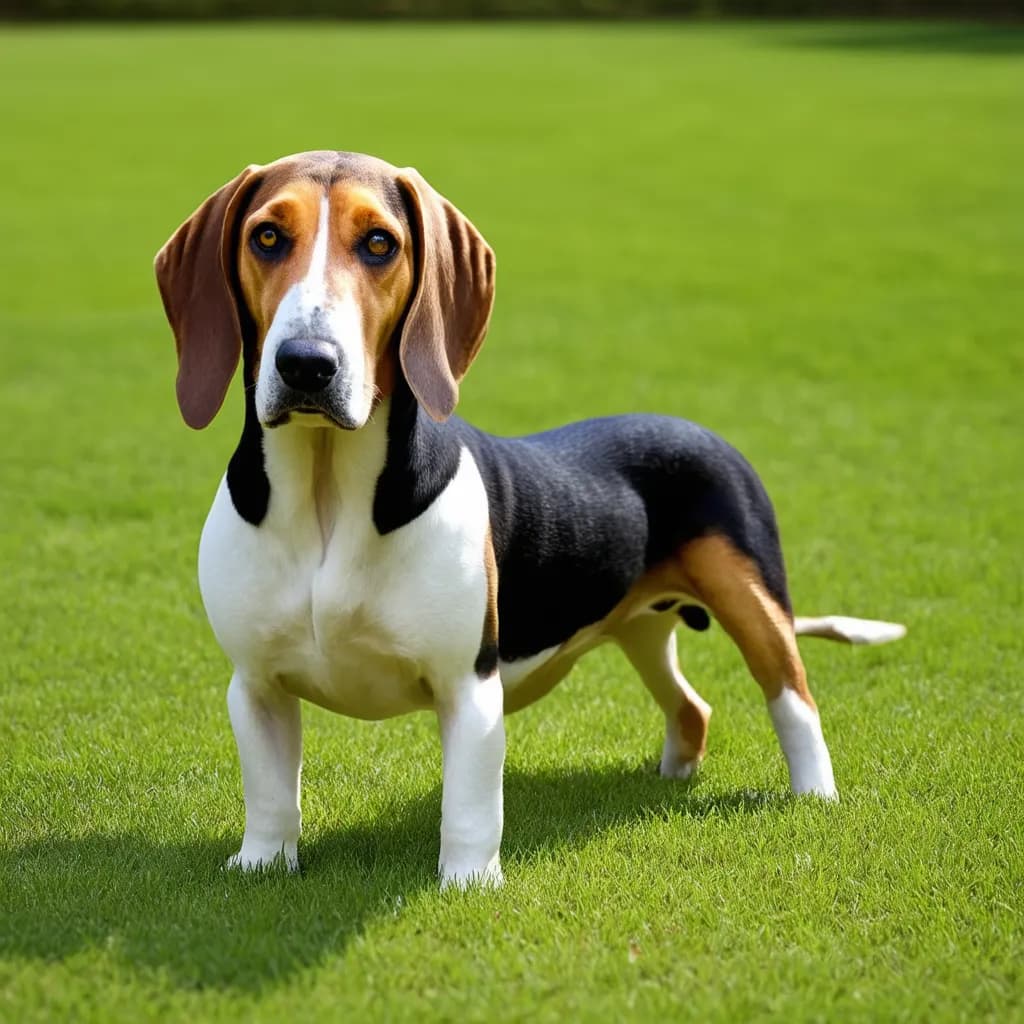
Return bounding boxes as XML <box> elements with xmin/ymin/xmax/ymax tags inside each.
<box><xmin>396</xmin><ymin>168</ymin><xmax>496</xmax><ymax>422</ymax></box>
<box><xmin>154</xmin><ymin>165</ymin><xmax>261</xmax><ymax>429</ymax></box>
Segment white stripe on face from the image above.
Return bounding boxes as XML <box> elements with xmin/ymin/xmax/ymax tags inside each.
<box><xmin>255</xmin><ymin>194</ymin><xmax>370</xmax><ymax>429</ymax></box>
<box><xmin>302</xmin><ymin>193</ymin><xmax>331</xmax><ymax>299</ymax></box>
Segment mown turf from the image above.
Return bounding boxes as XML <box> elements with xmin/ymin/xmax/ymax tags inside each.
<box><xmin>1</xmin><ymin>20</ymin><xmax>1022</xmax><ymax>1024</ymax></box>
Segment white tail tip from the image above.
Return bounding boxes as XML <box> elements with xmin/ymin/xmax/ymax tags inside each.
<box><xmin>794</xmin><ymin>615</ymin><xmax>907</xmax><ymax>645</ymax></box>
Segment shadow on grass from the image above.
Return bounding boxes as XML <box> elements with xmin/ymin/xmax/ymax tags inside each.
<box><xmin>0</xmin><ymin>763</ymin><xmax>783</xmax><ymax>992</ymax></box>
<box><xmin>777</xmin><ymin>23</ymin><xmax>1024</xmax><ymax>57</ymax></box>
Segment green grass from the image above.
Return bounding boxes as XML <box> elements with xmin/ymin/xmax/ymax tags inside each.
<box><xmin>2</xmin><ymin>19</ymin><xmax>1023</xmax><ymax>1023</ymax></box>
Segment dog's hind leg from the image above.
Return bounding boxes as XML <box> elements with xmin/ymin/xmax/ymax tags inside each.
<box><xmin>677</xmin><ymin>535</ymin><xmax>837</xmax><ymax>800</ymax></box>
<box><xmin>614</xmin><ymin>614</ymin><xmax>712</xmax><ymax>780</ymax></box>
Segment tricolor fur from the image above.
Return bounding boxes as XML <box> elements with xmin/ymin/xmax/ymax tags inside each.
<box><xmin>155</xmin><ymin>151</ymin><xmax>905</xmax><ymax>887</ymax></box>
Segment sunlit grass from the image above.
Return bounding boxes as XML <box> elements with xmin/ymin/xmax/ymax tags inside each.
<box><xmin>1</xmin><ymin>20</ymin><xmax>1022</xmax><ymax>1023</ymax></box>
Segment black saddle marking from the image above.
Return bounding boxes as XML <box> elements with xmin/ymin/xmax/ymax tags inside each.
<box><xmin>374</xmin><ymin>381</ymin><xmax>790</xmax><ymax>665</ymax></box>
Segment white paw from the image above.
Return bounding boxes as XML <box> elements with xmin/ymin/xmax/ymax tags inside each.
<box><xmin>659</xmin><ymin>753</ymin><xmax>702</xmax><ymax>780</ymax></box>
<box><xmin>225</xmin><ymin>841</ymin><xmax>299</xmax><ymax>873</ymax></box>
<box><xmin>792</xmin><ymin>781</ymin><xmax>840</xmax><ymax>802</ymax></box>
<box><xmin>659</xmin><ymin>702</ymin><xmax>710</xmax><ymax>781</ymax></box>
<box><xmin>439</xmin><ymin>858</ymin><xmax>504</xmax><ymax>891</ymax></box>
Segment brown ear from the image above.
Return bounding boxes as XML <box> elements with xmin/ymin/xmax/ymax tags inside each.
<box><xmin>154</xmin><ymin>165</ymin><xmax>261</xmax><ymax>429</ymax></box>
<box><xmin>397</xmin><ymin>169</ymin><xmax>496</xmax><ymax>422</ymax></box>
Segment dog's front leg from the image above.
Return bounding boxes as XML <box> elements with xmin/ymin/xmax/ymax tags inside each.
<box><xmin>225</xmin><ymin>672</ymin><xmax>302</xmax><ymax>872</ymax></box>
<box><xmin>436</xmin><ymin>672</ymin><xmax>505</xmax><ymax>889</ymax></box>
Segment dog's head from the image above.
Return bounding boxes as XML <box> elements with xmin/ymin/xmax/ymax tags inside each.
<box><xmin>155</xmin><ymin>151</ymin><xmax>495</xmax><ymax>431</ymax></box>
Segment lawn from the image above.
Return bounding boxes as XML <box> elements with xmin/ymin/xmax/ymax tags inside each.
<box><xmin>1</xmin><ymin>19</ymin><xmax>1022</xmax><ymax>1023</ymax></box>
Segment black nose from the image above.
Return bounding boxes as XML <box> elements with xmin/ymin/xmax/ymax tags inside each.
<box><xmin>274</xmin><ymin>338</ymin><xmax>340</xmax><ymax>394</ymax></box>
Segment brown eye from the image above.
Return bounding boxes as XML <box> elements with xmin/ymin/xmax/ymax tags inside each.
<box><xmin>359</xmin><ymin>230</ymin><xmax>397</xmax><ymax>265</ymax></box>
<box><xmin>250</xmin><ymin>223</ymin><xmax>287</xmax><ymax>258</ymax></box>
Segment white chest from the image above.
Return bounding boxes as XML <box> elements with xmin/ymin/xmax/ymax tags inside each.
<box><xmin>197</xmin><ymin>420</ymin><xmax>492</xmax><ymax>719</ymax></box>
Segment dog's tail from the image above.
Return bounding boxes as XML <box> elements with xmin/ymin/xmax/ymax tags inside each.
<box><xmin>793</xmin><ymin>615</ymin><xmax>906</xmax><ymax>645</ymax></box>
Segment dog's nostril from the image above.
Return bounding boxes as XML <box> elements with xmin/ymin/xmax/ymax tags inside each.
<box><xmin>275</xmin><ymin>338</ymin><xmax>340</xmax><ymax>394</ymax></box>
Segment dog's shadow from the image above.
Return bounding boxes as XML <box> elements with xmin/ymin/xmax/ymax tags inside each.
<box><xmin>1</xmin><ymin>764</ymin><xmax>781</xmax><ymax>992</ymax></box>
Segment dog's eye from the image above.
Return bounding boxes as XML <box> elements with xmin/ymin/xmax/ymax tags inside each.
<box><xmin>251</xmin><ymin>223</ymin><xmax>287</xmax><ymax>258</ymax></box>
<box><xmin>359</xmin><ymin>230</ymin><xmax>398</xmax><ymax>265</ymax></box>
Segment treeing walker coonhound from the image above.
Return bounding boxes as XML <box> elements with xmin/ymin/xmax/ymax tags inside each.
<box><xmin>155</xmin><ymin>150</ymin><xmax>905</xmax><ymax>888</ymax></box>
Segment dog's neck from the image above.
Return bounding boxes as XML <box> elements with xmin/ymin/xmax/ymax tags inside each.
<box><xmin>257</xmin><ymin>401</ymin><xmax>390</xmax><ymax>546</ymax></box>
<box><xmin>225</xmin><ymin>375</ymin><xmax>462</xmax><ymax>541</ymax></box>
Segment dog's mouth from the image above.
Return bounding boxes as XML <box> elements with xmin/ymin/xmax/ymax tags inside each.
<box><xmin>260</xmin><ymin>374</ymin><xmax>367</xmax><ymax>432</ymax></box>
<box><xmin>264</xmin><ymin>400</ymin><xmax>360</xmax><ymax>431</ymax></box>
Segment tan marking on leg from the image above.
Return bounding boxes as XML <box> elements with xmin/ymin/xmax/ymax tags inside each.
<box><xmin>674</xmin><ymin>534</ymin><xmax>814</xmax><ymax>707</ymax></box>
<box><xmin>613</xmin><ymin>614</ymin><xmax>711</xmax><ymax>777</ymax></box>
<box><xmin>677</xmin><ymin>698</ymin><xmax>709</xmax><ymax>759</ymax></box>
<box><xmin>482</xmin><ymin>525</ymin><xmax>498</xmax><ymax>655</ymax></box>
<box><xmin>473</xmin><ymin>526</ymin><xmax>499</xmax><ymax>679</ymax></box>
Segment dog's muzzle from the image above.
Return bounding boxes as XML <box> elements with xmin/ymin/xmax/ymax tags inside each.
<box><xmin>266</xmin><ymin>337</ymin><xmax>359</xmax><ymax>429</ymax></box>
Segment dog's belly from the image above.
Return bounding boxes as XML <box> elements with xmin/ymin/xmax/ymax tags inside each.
<box><xmin>273</xmin><ymin>625</ymin><xmax>431</xmax><ymax>720</ymax></box>
<box><xmin>499</xmin><ymin>647</ymin><xmax>575</xmax><ymax>712</ymax></box>
<box><xmin>498</xmin><ymin>627</ymin><xmax>610</xmax><ymax>713</ymax></box>
<box><xmin>496</xmin><ymin>561</ymin><xmax>701</xmax><ymax>712</ymax></box>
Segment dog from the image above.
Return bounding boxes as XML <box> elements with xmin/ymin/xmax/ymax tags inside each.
<box><xmin>155</xmin><ymin>150</ymin><xmax>905</xmax><ymax>888</ymax></box>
